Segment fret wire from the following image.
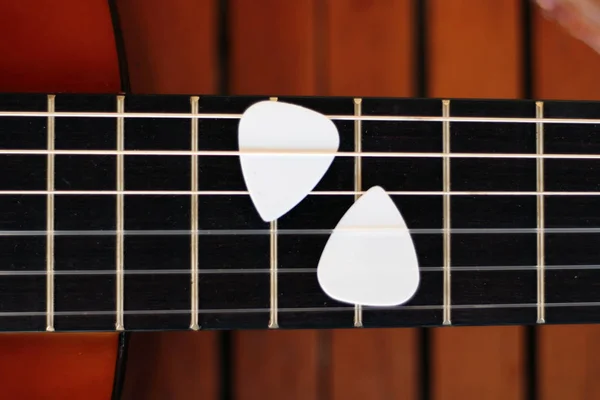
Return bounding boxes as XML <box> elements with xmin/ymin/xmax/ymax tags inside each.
<box><xmin>190</xmin><ymin>96</ymin><xmax>200</xmax><ymax>330</ymax></box>
<box><xmin>268</xmin><ymin>97</ymin><xmax>279</xmax><ymax>329</ymax></box>
<box><xmin>45</xmin><ymin>95</ymin><xmax>55</xmax><ymax>332</ymax></box>
<box><xmin>536</xmin><ymin>101</ymin><xmax>546</xmax><ymax>324</ymax></box>
<box><xmin>353</xmin><ymin>98</ymin><xmax>363</xmax><ymax>328</ymax></box>
<box><xmin>269</xmin><ymin>219</ymin><xmax>278</xmax><ymax>328</ymax></box>
<box><xmin>7</xmin><ymin>149</ymin><xmax>600</xmax><ymax>160</ymax></box>
<box><xmin>115</xmin><ymin>95</ymin><xmax>125</xmax><ymax>331</ymax></box>
<box><xmin>6</xmin><ymin>110</ymin><xmax>600</xmax><ymax>125</ymax></box>
<box><xmin>442</xmin><ymin>100</ymin><xmax>451</xmax><ymax>326</ymax></box>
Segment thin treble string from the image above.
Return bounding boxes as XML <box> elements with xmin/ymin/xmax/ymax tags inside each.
<box><xmin>4</xmin><ymin>149</ymin><xmax>600</xmax><ymax>160</ymax></box>
<box><xmin>0</xmin><ymin>264</ymin><xmax>598</xmax><ymax>276</ymax></box>
<box><xmin>1</xmin><ymin>110</ymin><xmax>600</xmax><ymax>124</ymax></box>
<box><xmin>1</xmin><ymin>301</ymin><xmax>600</xmax><ymax>318</ymax></box>
<box><xmin>3</xmin><ymin>227</ymin><xmax>600</xmax><ymax>235</ymax></box>
<box><xmin>3</xmin><ymin>190</ymin><xmax>600</xmax><ymax>196</ymax></box>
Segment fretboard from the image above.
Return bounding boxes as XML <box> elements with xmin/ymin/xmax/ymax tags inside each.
<box><xmin>1</xmin><ymin>92</ymin><xmax>599</xmax><ymax>332</ymax></box>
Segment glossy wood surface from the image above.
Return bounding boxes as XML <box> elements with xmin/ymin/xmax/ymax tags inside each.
<box><xmin>0</xmin><ymin>1</ymin><xmax>121</xmax><ymax>399</ymax></box>
<box><xmin>428</xmin><ymin>2</ymin><xmax>527</xmax><ymax>399</ymax></box>
<box><xmin>0</xmin><ymin>1</ymin><xmax>121</xmax><ymax>93</ymax></box>
<box><xmin>116</xmin><ymin>0</ymin><xmax>218</xmax><ymax>95</ymax></box>
<box><xmin>534</xmin><ymin>5</ymin><xmax>600</xmax><ymax>399</ymax></box>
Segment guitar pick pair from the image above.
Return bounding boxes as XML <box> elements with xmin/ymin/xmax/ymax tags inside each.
<box><xmin>238</xmin><ymin>100</ymin><xmax>420</xmax><ymax>307</ymax></box>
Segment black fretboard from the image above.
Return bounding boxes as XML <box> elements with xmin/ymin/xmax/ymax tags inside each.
<box><xmin>1</xmin><ymin>92</ymin><xmax>599</xmax><ymax>332</ymax></box>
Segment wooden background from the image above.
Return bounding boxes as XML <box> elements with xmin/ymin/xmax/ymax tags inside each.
<box><xmin>114</xmin><ymin>1</ymin><xmax>600</xmax><ymax>399</ymax></box>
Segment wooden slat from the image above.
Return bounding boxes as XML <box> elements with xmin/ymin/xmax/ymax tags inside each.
<box><xmin>229</xmin><ymin>2</ymin><xmax>321</xmax><ymax>399</ymax></box>
<box><xmin>234</xmin><ymin>332</ymin><xmax>320</xmax><ymax>400</ymax></box>
<box><xmin>116</xmin><ymin>1</ymin><xmax>220</xmax><ymax>399</ymax></box>
<box><xmin>428</xmin><ymin>0</ymin><xmax>523</xmax><ymax>99</ymax></box>
<box><xmin>233</xmin><ymin>331</ymin><xmax>320</xmax><ymax>400</ymax></box>
<box><xmin>325</xmin><ymin>1</ymin><xmax>419</xmax><ymax>399</ymax></box>
<box><xmin>121</xmin><ymin>332</ymin><xmax>220</xmax><ymax>400</ymax></box>
<box><xmin>229</xmin><ymin>0</ymin><xmax>317</xmax><ymax>96</ymax></box>
<box><xmin>330</xmin><ymin>328</ymin><xmax>420</xmax><ymax>399</ymax></box>
<box><xmin>533</xmin><ymin>7</ymin><xmax>600</xmax><ymax>400</ymax></box>
<box><xmin>116</xmin><ymin>0</ymin><xmax>218</xmax><ymax>94</ymax></box>
<box><xmin>538</xmin><ymin>325</ymin><xmax>600</xmax><ymax>400</ymax></box>
<box><xmin>432</xmin><ymin>327</ymin><xmax>525</xmax><ymax>400</ymax></box>
<box><xmin>533</xmin><ymin>5</ymin><xmax>600</xmax><ymax>100</ymax></box>
<box><xmin>324</xmin><ymin>0</ymin><xmax>415</xmax><ymax>97</ymax></box>
<box><xmin>427</xmin><ymin>1</ymin><xmax>527</xmax><ymax>399</ymax></box>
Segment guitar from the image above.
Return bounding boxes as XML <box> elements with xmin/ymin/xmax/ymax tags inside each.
<box><xmin>3</xmin><ymin>1</ymin><xmax>600</xmax><ymax>399</ymax></box>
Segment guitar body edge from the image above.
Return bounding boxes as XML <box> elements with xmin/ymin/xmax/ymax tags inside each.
<box><xmin>0</xmin><ymin>1</ymin><xmax>126</xmax><ymax>399</ymax></box>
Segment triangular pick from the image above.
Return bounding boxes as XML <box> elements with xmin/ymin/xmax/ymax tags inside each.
<box><xmin>317</xmin><ymin>186</ymin><xmax>420</xmax><ymax>307</ymax></box>
<box><xmin>238</xmin><ymin>101</ymin><xmax>339</xmax><ymax>222</ymax></box>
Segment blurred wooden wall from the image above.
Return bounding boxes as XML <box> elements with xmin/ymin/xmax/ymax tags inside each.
<box><xmin>117</xmin><ymin>1</ymin><xmax>600</xmax><ymax>399</ymax></box>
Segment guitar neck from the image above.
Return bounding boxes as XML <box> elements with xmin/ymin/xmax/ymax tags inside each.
<box><xmin>0</xmin><ymin>92</ymin><xmax>599</xmax><ymax>332</ymax></box>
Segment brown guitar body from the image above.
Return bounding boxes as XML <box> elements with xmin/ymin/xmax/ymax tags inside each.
<box><xmin>0</xmin><ymin>1</ymin><xmax>122</xmax><ymax>399</ymax></box>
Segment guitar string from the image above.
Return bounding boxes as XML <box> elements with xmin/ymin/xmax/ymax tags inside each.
<box><xmin>0</xmin><ymin>227</ymin><xmax>600</xmax><ymax>235</ymax></box>
<box><xmin>1</xmin><ymin>190</ymin><xmax>600</xmax><ymax>196</ymax></box>
<box><xmin>2</xmin><ymin>110</ymin><xmax>600</xmax><ymax>125</ymax></box>
<box><xmin>0</xmin><ymin>264</ymin><xmax>597</xmax><ymax>276</ymax></box>
<box><xmin>0</xmin><ymin>300</ymin><xmax>599</xmax><ymax>319</ymax></box>
<box><xmin>3</xmin><ymin>149</ymin><xmax>600</xmax><ymax>160</ymax></box>
<box><xmin>1</xmin><ymin>106</ymin><xmax>597</xmax><ymax>319</ymax></box>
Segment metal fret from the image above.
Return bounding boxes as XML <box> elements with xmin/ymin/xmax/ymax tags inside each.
<box><xmin>268</xmin><ymin>97</ymin><xmax>279</xmax><ymax>329</ymax></box>
<box><xmin>45</xmin><ymin>95</ymin><xmax>55</xmax><ymax>332</ymax></box>
<box><xmin>115</xmin><ymin>95</ymin><xmax>125</xmax><ymax>331</ymax></box>
<box><xmin>442</xmin><ymin>100</ymin><xmax>452</xmax><ymax>325</ymax></box>
<box><xmin>353</xmin><ymin>98</ymin><xmax>363</xmax><ymax>328</ymax></box>
<box><xmin>536</xmin><ymin>101</ymin><xmax>546</xmax><ymax>324</ymax></box>
<box><xmin>269</xmin><ymin>219</ymin><xmax>278</xmax><ymax>328</ymax></box>
<box><xmin>190</xmin><ymin>96</ymin><xmax>200</xmax><ymax>330</ymax></box>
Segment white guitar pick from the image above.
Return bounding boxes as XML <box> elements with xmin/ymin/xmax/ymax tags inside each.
<box><xmin>317</xmin><ymin>186</ymin><xmax>420</xmax><ymax>307</ymax></box>
<box><xmin>238</xmin><ymin>100</ymin><xmax>339</xmax><ymax>222</ymax></box>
